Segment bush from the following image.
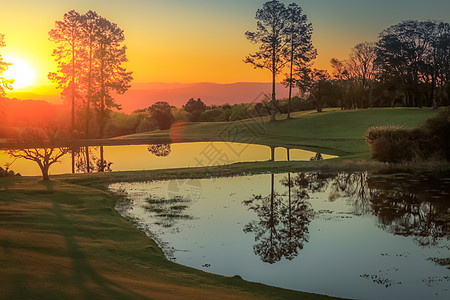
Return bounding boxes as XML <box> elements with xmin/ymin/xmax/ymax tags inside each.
<box><xmin>423</xmin><ymin>108</ymin><xmax>450</xmax><ymax>160</ymax></box>
<box><xmin>365</xmin><ymin>108</ymin><xmax>450</xmax><ymax>163</ymax></box>
<box><xmin>365</xmin><ymin>125</ymin><xmax>419</xmax><ymax>163</ymax></box>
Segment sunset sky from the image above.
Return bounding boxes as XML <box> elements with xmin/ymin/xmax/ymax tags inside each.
<box><xmin>1</xmin><ymin>0</ymin><xmax>449</xmax><ymax>94</ymax></box>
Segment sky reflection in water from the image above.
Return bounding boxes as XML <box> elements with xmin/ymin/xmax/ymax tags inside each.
<box><xmin>0</xmin><ymin>142</ymin><xmax>335</xmax><ymax>176</ymax></box>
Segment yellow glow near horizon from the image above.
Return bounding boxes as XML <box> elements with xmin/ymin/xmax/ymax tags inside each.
<box><xmin>3</xmin><ymin>56</ymin><xmax>37</xmax><ymax>90</ymax></box>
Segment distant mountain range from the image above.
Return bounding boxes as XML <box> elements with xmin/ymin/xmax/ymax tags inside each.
<box><xmin>5</xmin><ymin>82</ymin><xmax>300</xmax><ymax>113</ymax></box>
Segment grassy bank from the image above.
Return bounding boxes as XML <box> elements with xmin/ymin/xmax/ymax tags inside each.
<box><xmin>0</xmin><ymin>173</ymin><xmax>339</xmax><ymax>299</ymax></box>
<box><xmin>117</xmin><ymin>108</ymin><xmax>437</xmax><ymax>159</ymax></box>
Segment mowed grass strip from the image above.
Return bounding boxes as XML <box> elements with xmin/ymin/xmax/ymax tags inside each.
<box><xmin>0</xmin><ymin>176</ymin><xmax>339</xmax><ymax>299</ymax></box>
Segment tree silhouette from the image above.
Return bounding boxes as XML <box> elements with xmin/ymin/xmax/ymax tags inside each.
<box><xmin>49</xmin><ymin>10</ymin><xmax>133</xmax><ymax>141</ymax></box>
<box><xmin>349</xmin><ymin>42</ymin><xmax>377</xmax><ymax>107</ymax></box>
<box><xmin>376</xmin><ymin>20</ymin><xmax>439</xmax><ymax>107</ymax></box>
<box><xmin>48</xmin><ymin>10</ymin><xmax>84</xmax><ymax>138</ymax></box>
<box><xmin>79</xmin><ymin>10</ymin><xmax>100</xmax><ymax>140</ymax></box>
<box><xmin>183</xmin><ymin>98</ymin><xmax>207</xmax><ymax>122</ymax></box>
<box><xmin>93</xmin><ymin>15</ymin><xmax>133</xmax><ymax>139</ymax></box>
<box><xmin>283</xmin><ymin>3</ymin><xmax>316</xmax><ymax>119</ymax></box>
<box><xmin>302</xmin><ymin>69</ymin><xmax>332</xmax><ymax>112</ymax></box>
<box><xmin>0</xmin><ymin>34</ymin><xmax>13</xmax><ymax>96</ymax></box>
<box><xmin>245</xmin><ymin>0</ymin><xmax>289</xmax><ymax>122</ymax></box>
<box><xmin>7</xmin><ymin>127</ymin><xmax>70</xmax><ymax>180</ymax></box>
<box><xmin>149</xmin><ymin>101</ymin><xmax>174</xmax><ymax>130</ymax></box>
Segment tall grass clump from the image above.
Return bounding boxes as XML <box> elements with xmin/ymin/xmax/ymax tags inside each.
<box><xmin>365</xmin><ymin>108</ymin><xmax>449</xmax><ymax>163</ymax></box>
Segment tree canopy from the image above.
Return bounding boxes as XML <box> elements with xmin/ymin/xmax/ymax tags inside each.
<box><xmin>0</xmin><ymin>34</ymin><xmax>13</xmax><ymax>97</ymax></box>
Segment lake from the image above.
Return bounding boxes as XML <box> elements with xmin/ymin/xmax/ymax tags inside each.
<box><xmin>0</xmin><ymin>142</ymin><xmax>335</xmax><ymax>176</ymax></box>
<box><xmin>110</xmin><ymin>172</ymin><xmax>450</xmax><ymax>300</ymax></box>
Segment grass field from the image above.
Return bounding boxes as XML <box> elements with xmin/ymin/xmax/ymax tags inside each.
<box><xmin>119</xmin><ymin>108</ymin><xmax>437</xmax><ymax>159</ymax></box>
<box><xmin>0</xmin><ymin>108</ymin><xmax>440</xmax><ymax>299</ymax></box>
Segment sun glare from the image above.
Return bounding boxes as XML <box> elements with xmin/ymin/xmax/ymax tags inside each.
<box><xmin>3</xmin><ymin>56</ymin><xmax>37</xmax><ymax>90</ymax></box>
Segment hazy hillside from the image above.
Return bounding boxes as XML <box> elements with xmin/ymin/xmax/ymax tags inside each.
<box><xmin>0</xmin><ymin>98</ymin><xmax>67</xmax><ymax>137</ymax></box>
<box><xmin>115</xmin><ymin>82</ymin><xmax>299</xmax><ymax>112</ymax></box>
<box><xmin>4</xmin><ymin>82</ymin><xmax>300</xmax><ymax>114</ymax></box>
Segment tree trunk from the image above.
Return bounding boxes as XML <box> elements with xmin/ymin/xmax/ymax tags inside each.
<box><xmin>41</xmin><ymin>165</ymin><xmax>50</xmax><ymax>181</ymax></box>
<box><xmin>71</xmin><ymin>147</ymin><xmax>75</xmax><ymax>174</ymax></box>
<box><xmin>287</xmin><ymin>34</ymin><xmax>294</xmax><ymax>120</ymax></box>
<box><xmin>271</xmin><ymin>43</ymin><xmax>276</xmax><ymax>122</ymax></box>
<box><xmin>85</xmin><ymin>146</ymin><xmax>90</xmax><ymax>173</ymax></box>
<box><xmin>100</xmin><ymin>145</ymin><xmax>104</xmax><ymax>172</ymax></box>
<box><xmin>71</xmin><ymin>35</ymin><xmax>76</xmax><ymax>174</ymax></box>
<box><xmin>85</xmin><ymin>41</ymin><xmax>92</xmax><ymax>139</ymax></box>
<box><xmin>99</xmin><ymin>44</ymin><xmax>106</xmax><ymax>139</ymax></box>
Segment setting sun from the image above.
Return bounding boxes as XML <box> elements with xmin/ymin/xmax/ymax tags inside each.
<box><xmin>3</xmin><ymin>56</ymin><xmax>36</xmax><ymax>90</ymax></box>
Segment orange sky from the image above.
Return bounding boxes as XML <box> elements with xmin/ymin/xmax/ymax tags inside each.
<box><xmin>1</xmin><ymin>0</ymin><xmax>449</xmax><ymax>95</ymax></box>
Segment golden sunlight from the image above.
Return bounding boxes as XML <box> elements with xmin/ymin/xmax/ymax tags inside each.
<box><xmin>3</xmin><ymin>56</ymin><xmax>36</xmax><ymax>90</ymax></box>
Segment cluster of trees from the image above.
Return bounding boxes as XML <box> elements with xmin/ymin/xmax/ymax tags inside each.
<box><xmin>48</xmin><ymin>10</ymin><xmax>132</xmax><ymax>139</ymax></box>
<box><xmin>246</xmin><ymin>2</ymin><xmax>450</xmax><ymax>115</ymax></box>
<box><xmin>245</xmin><ymin>0</ymin><xmax>316</xmax><ymax>120</ymax></box>
<box><xmin>325</xmin><ymin>20</ymin><xmax>450</xmax><ymax>110</ymax></box>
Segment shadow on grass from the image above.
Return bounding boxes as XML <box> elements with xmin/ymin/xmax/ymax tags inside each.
<box><xmin>50</xmin><ymin>194</ymin><xmax>140</xmax><ymax>299</ymax></box>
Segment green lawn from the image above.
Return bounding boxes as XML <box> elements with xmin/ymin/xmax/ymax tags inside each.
<box><xmin>118</xmin><ymin>108</ymin><xmax>437</xmax><ymax>159</ymax></box>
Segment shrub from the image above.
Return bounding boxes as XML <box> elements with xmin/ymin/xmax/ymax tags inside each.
<box><xmin>423</xmin><ymin>108</ymin><xmax>450</xmax><ymax>160</ymax></box>
<box><xmin>365</xmin><ymin>108</ymin><xmax>450</xmax><ymax>163</ymax></box>
<box><xmin>365</xmin><ymin>125</ymin><xmax>418</xmax><ymax>163</ymax></box>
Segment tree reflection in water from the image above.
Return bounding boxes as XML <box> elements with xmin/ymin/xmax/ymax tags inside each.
<box><xmin>74</xmin><ymin>146</ymin><xmax>113</xmax><ymax>173</ymax></box>
<box><xmin>147</xmin><ymin>144</ymin><xmax>171</xmax><ymax>157</ymax></box>
<box><xmin>367</xmin><ymin>174</ymin><xmax>450</xmax><ymax>247</ymax></box>
<box><xmin>243</xmin><ymin>173</ymin><xmax>313</xmax><ymax>264</ymax></box>
<box><xmin>244</xmin><ymin>171</ymin><xmax>449</xmax><ymax>263</ymax></box>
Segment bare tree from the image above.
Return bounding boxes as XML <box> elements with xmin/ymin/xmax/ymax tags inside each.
<box><xmin>348</xmin><ymin>42</ymin><xmax>377</xmax><ymax>107</ymax></box>
<box><xmin>7</xmin><ymin>128</ymin><xmax>70</xmax><ymax>181</ymax></box>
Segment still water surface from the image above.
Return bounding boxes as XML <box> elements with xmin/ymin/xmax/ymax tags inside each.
<box><xmin>110</xmin><ymin>172</ymin><xmax>450</xmax><ymax>300</ymax></box>
<box><xmin>0</xmin><ymin>142</ymin><xmax>335</xmax><ymax>176</ymax></box>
